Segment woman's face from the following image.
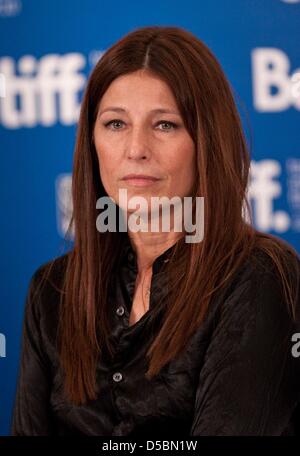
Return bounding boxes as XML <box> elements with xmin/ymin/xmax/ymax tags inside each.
<box><xmin>93</xmin><ymin>70</ymin><xmax>196</xmax><ymax>218</ymax></box>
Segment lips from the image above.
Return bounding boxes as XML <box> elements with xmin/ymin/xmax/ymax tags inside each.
<box><xmin>121</xmin><ymin>174</ymin><xmax>161</xmax><ymax>187</ymax></box>
<box><xmin>122</xmin><ymin>174</ymin><xmax>160</xmax><ymax>181</ymax></box>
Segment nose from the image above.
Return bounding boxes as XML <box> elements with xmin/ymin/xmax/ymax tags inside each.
<box><xmin>125</xmin><ymin>126</ymin><xmax>151</xmax><ymax>160</ymax></box>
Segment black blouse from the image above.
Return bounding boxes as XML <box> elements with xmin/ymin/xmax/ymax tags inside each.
<box><xmin>10</xmin><ymin>237</ymin><xmax>300</xmax><ymax>436</ymax></box>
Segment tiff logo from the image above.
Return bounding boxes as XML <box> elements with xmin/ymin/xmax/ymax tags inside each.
<box><xmin>247</xmin><ymin>159</ymin><xmax>290</xmax><ymax>233</ymax></box>
<box><xmin>0</xmin><ymin>53</ymin><xmax>87</xmax><ymax>128</ymax></box>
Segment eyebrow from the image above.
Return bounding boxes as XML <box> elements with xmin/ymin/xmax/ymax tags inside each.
<box><xmin>98</xmin><ymin>107</ymin><xmax>181</xmax><ymax>116</ymax></box>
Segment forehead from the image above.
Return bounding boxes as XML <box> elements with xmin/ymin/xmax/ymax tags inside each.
<box><xmin>98</xmin><ymin>71</ymin><xmax>179</xmax><ymax>112</ymax></box>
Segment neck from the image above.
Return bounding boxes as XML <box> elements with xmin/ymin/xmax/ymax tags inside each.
<box><xmin>127</xmin><ymin>230</ymin><xmax>183</xmax><ymax>274</ymax></box>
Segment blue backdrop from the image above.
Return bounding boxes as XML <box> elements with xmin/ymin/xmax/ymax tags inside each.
<box><xmin>0</xmin><ymin>0</ymin><xmax>299</xmax><ymax>436</ymax></box>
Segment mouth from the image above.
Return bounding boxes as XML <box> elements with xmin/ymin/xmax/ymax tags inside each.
<box><xmin>122</xmin><ymin>178</ymin><xmax>160</xmax><ymax>187</ymax></box>
<box><xmin>121</xmin><ymin>174</ymin><xmax>161</xmax><ymax>187</ymax></box>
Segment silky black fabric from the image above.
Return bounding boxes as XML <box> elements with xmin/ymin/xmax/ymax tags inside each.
<box><xmin>10</xmin><ymin>237</ymin><xmax>300</xmax><ymax>436</ymax></box>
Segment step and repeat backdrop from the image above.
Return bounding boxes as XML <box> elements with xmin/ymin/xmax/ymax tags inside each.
<box><xmin>0</xmin><ymin>0</ymin><xmax>299</xmax><ymax>436</ymax></box>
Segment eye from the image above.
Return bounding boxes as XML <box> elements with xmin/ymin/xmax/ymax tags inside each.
<box><xmin>157</xmin><ymin>120</ymin><xmax>178</xmax><ymax>131</ymax></box>
<box><xmin>103</xmin><ymin>119</ymin><xmax>124</xmax><ymax>130</ymax></box>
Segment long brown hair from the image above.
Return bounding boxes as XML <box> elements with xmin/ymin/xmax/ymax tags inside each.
<box><xmin>44</xmin><ymin>26</ymin><xmax>299</xmax><ymax>405</ymax></box>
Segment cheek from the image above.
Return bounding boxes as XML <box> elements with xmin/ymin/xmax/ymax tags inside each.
<box><xmin>95</xmin><ymin>147</ymin><xmax>117</xmax><ymax>190</ymax></box>
<box><xmin>95</xmin><ymin>143</ymin><xmax>118</xmax><ymax>174</ymax></box>
<box><xmin>169</xmin><ymin>147</ymin><xmax>195</xmax><ymax>177</ymax></box>
<box><xmin>167</xmin><ymin>148</ymin><xmax>195</xmax><ymax>193</ymax></box>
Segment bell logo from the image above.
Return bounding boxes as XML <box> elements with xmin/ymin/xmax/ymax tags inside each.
<box><xmin>251</xmin><ymin>48</ymin><xmax>300</xmax><ymax>111</ymax></box>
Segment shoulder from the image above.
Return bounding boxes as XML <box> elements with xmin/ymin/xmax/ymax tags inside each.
<box><xmin>25</xmin><ymin>251</ymin><xmax>71</xmax><ymax>320</ymax></box>
<box><xmin>235</xmin><ymin>245</ymin><xmax>299</xmax><ymax>283</ymax></box>
<box><xmin>30</xmin><ymin>251</ymin><xmax>70</xmax><ymax>289</ymax></box>
<box><xmin>18</xmin><ymin>253</ymin><xmax>71</xmax><ymax>366</ymax></box>
<box><xmin>219</xmin><ymin>246</ymin><xmax>300</xmax><ymax>326</ymax></box>
<box><xmin>231</xmin><ymin>244</ymin><xmax>300</xmax><ymax>294</ymax></box>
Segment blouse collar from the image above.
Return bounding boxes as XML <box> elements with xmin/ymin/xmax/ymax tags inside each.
<box><xmin>119</xmin><ymin>234</ymin><xmax>177</xmax><ymax>275</ymax></box>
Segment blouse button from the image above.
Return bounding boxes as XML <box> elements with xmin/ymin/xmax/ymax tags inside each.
<box><xmin>116</xmin><ymin>305</ymin><xmax>125</xmax><ymax>316</ymax></box>
<box><xmin>113</xmin><ymin>372</ymin><xmax>123</xmax><ymax>382</ymax></box>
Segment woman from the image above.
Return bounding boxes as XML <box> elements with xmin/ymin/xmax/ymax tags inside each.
<box><xmin>11</xmin><ymin>25</ymin><xmax>300</xmax><ymax>436</ymax></box>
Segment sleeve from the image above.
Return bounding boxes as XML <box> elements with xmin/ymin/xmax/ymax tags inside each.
<box><xmin>10</xmin><ymin>266</ymin><xmax>55</xmax><ymax>435</ymax></box>
<box><xmin>190</xmin><ymin>256</ymin><xmax>300</xmax><ymax>436</ymax></box>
